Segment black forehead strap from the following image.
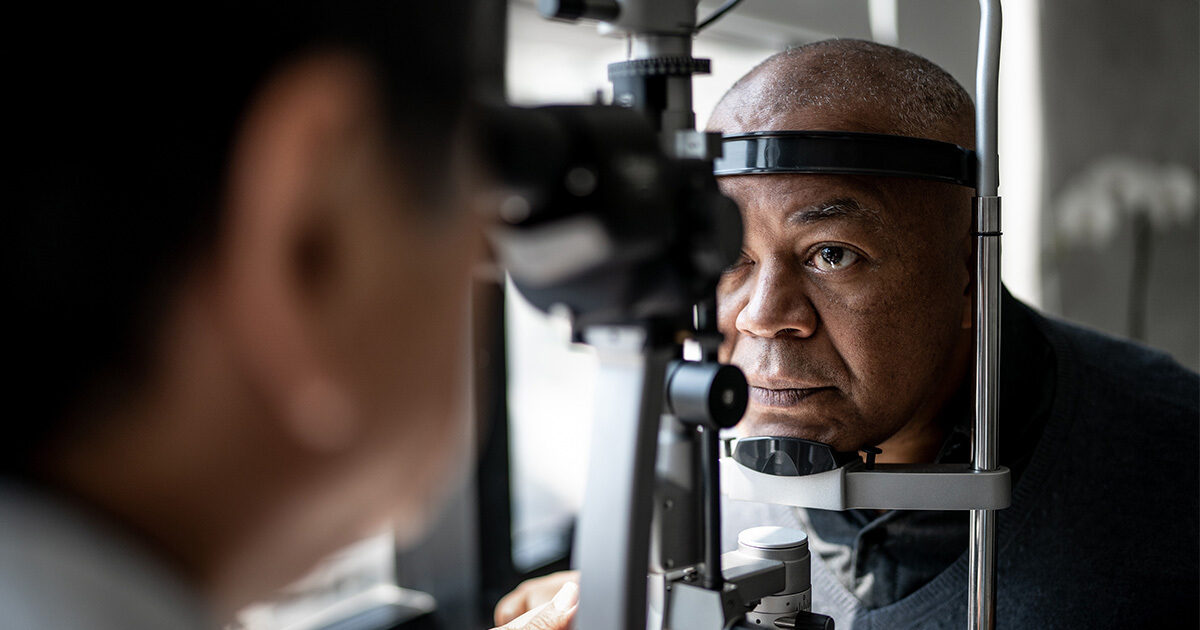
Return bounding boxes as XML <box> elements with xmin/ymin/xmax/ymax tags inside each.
<box><xmin>714</xmin><ymin>130</ymin><xmax>978</xmax><ymax>189</ymax></box>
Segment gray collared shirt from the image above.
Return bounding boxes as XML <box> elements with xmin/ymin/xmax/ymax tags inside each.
<box><xmin>0</xmin><ymin>480</ymin><xmax>210</xmax><ymax>630</ymax></box>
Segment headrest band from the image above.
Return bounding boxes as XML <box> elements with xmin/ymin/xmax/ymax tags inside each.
<box><xmin>714</xmin><ymin>130</ymin><xmax>978</xmax><ymax>189</ymax></box>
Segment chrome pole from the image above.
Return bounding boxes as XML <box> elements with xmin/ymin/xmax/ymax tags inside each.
<box><xmin>970</xmin><ymin>2</ymin><xmax>1003</xmax><ymax>630</ymax></box>
<box><xmin>970</xmin><ymin>196</ymin><xmax>1001</xmax><ymax>630</ymax></box>
<box><xmin>975</xmin><ymin>0</ymin><xmax>1002</xmax><ymax>197</ymax></box>
<box><xmin>574</xmin><ymin>327</ymin><xmax>673</xmax><ymax>630</ymax></box>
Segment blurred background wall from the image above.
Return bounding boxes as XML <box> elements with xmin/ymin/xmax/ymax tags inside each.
<box><xmin>1041</xmin><ymin>0</ymin><xmax>1199</xmax><ymax>370</ymax></box>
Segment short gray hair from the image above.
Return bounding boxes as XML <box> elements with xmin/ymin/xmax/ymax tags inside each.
<box><xmin>710</xmin><ymin>39</ymin><xmax>974</xmax><ymax>148</ymax></box>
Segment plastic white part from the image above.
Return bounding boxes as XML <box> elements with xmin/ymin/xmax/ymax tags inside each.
<box><xmin>737</xmin><ymin>526</ymin><xmax>807</xmax><ymax>550</ymax></box>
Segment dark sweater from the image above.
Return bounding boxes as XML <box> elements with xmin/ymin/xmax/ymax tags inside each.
<box><xmin>725</xmin><ymin>294</ymin><xmax>1200</xmax><ymax>628</ymax></box>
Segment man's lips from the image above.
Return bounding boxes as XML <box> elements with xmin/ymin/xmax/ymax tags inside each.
<box><xmin>748</xmin><ymin>385</ymin><xmax>835</xmax><ymax>407</ymax></box>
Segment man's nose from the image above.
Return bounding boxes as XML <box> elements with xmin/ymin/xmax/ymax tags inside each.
<box><xmin>734</xmin><ymin>264</ymin><xmax>818</xmax><ymax>339</ymax></box>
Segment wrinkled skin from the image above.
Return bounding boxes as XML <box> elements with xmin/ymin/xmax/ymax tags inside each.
<box><xmin>716</xmin><ymin>168</ymin><xmax>974</xmax><ymax>455</ymax></box>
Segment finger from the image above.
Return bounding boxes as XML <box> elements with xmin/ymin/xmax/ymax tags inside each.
<box><xmin>495</xmin><ymin>571</ymin><xmax>580</xmax><ymax>625</ymax></box>
<box><xmin>501</xmin><ymin>601</ymin><xmax>550</xmax><ymax>629</ymax></box>
<box><xmin>510</xmin><ymin>602</ymin><xmax>577</xmax><ymax>630</ymax></box>
<box><xmin>527</xmin><ymin>571</ymin><xmax>580</xmax><ymax>609</ymax></box>
<box><xmin>527</xmin><ymin>582</ymin><xmax>563</xmax><ymax>610</ymax></box>
<box><xmin>548</xmin><ymin>581</ymin><xmax>579</xmax><ymax>612</ymax></box>
<box><xmin>498</xmin><ymin>583</ymin><xmax>579</xmax><ymax>630</ymax></box>
<box><xmin>494</xmin><ymin>590</ymin><xmax>529</xmax><ymax>626</ymax></box>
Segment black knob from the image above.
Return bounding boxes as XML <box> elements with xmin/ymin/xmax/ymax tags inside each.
<box><xmin>538</xmin><ymin>0</ymin><xmax>620</xmax><ymax>21</ymax></box>
<box><xmin>666</xmin><ymin>361</ymin><xmax>748</xmax><ymax>429</ymax></box>
<box><xmin>773</xmin><ymin>611</ymin><xmax>836</xmax><ymax>630</ymax></box>
<box><xmin>860</xmin><ymin>445</ymin><xmax>882</xmax><ymax>470</ymax></box>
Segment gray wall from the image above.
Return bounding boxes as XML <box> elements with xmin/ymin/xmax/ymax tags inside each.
<box><xmin>897</xmin><ymin>0</ymin><xmax>980</xmax><ymax>102</ymax></box>
<box><xmin>1041</xmin><ymin>0</ymin><xmax>1199</xmax><ymax>370</ymax></box>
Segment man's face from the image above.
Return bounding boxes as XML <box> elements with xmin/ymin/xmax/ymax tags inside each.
<box><xmin>716</xmin><ymin>172</ymin><xmax>972</xmax><ymax>452</ymax></box>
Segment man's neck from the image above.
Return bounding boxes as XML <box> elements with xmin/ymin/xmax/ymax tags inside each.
<box><xmin>874</xmin><ymin>414</ymin><xmax>948</xmax><ymax>464</ymax></box>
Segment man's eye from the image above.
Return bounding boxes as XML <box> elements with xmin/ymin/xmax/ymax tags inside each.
<box><xmin>810</xmin><ymin>246</ymin><xmax>859</xmax><ymax>272</ymax></box>
<box><xmin>724</xmin><ymin>251</ymin><xmax>753</xmax><ymax>273</ymax></box>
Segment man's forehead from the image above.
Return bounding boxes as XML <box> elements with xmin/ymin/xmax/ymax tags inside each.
<box><xmin>719</xmin><ymin>171</ymin><xmax>973</xmax><ymax>250</ymax></box>
<box><xmin>719</xmin><ymin>173</ymin><xmax>894</xmax><ymax>227</ymax></box>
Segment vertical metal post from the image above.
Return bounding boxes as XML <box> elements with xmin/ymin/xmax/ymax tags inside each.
<box><xmin>970</xmin><ymin>196</ymin><xmax>1001</xmax><ymax>630</ymax></box>
<box><xmin>698</xmin><ymin>426</ymin><xmax>724</xmax><ymax>590</ymax></box>
<box><xmin>975</xmin><ymin>0</ymin><xmax>1003</xmax><ymax>196</ymax></box>
<box><xmin>628</xmin><ymin>33</ymin><xmax>697</xmax><ymax>133</ymax></box>
<box><xmin>574</xmin><ymin>327</ymin><xmax>673</xmax><ymax>630</ymax></box>
<box><xmin>971</xmin><ymin>2</ymin><xmax>1003</xmax><ymax>630</ymax></box>
<box><xmin>575</xmin><ymin>7</ymin><xmax>705</xmax><ymax>630</ymax></box>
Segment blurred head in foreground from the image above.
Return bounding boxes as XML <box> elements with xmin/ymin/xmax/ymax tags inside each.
<box><xmin>709</xmin><ymin>40</ymin><xmax>977</xmax><ymax>463</ymax></box>
<box><xmin>7</xmin><ymin>1</ymin><xmax>481</xmax><ymax>620</ymax></box>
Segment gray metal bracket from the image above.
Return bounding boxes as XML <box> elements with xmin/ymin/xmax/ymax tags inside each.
<box><xmin>658</xmin><ymin>554</ymin><xmax>787</xmax><ymax>630</ymax></box>
<box><xmin>720</xmin><ymin>456</ymin><xmax>1011</xmax><ymax>511</ymax></box>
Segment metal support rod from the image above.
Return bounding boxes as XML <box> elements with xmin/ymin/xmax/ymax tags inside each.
<box><xmin>698</xmin><ymin>426</ymin><xmax>724</xmax><ymax>590</ymax></box>
<box><xmin>694</xmin><ymin>298</ymin><xmax>726</xmax><ymax>591</ymax></box>
<box><xmin>969</xmin><ymin>509</ymin><xmax>998</xmax><ymax>630</ymax></box>
<box><xmin>975</xmin><ymin>0</ymin><xmax>1002</xmax><ymax>197</ymax></box>
<box><xmin>971</xmin><ymin>2</ymin><xmax>1003</xmax><ymax>629</ymax></box>
<box><xmin>629</xmin><ymin>33</ymin><xmax>697</xmax><ymax>133</ymax></box>
<box><xmin>970</xmin><ymin>194</ymin><xmax>1002</xmax><ymax>630</ymax></box>
<box><xmin>574</xmin><ymin>327</ymin><xmax>674</xmax><ymax>630</ymax></box>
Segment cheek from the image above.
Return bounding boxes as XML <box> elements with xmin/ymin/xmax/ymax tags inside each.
<box><xmin>715</xmin><ymin>275</ymin><xmax>745</xmax><ymax>363</ymax></box>
<box><xmin>374</xmin><ymin>227</ymin><xmax>478</xmax><ymax>526</ymax></box>
<box><xmin>813</xmin><ymin>264</ymin><xmax>962</xmax><ymax>398</ymax></box>
<box><xmin>393</xmin><ymin>233</ymin><xmax>476</xmax><ymax>413</ymax></box>
<box><xmin>351</xmin><ymin>212</ymin><xmax>479</xmax><ymax>434</ymax></box>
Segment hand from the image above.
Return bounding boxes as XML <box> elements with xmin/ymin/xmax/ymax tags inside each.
<box><xmin>491</xmin><ymin>581</ymin><xmax>578</xmax><ymax>630</ymax></box>
<box><xmin>494</xmin><ymin>570</ymin><xmax>581</xmax><ymax>627</ymax></box>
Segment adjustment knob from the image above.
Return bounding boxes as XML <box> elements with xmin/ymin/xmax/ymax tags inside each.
<box><xmin>538</xmin><ymin>0</ymin><xmax>620</xmax><ymax>21</ymax></box>
<box><xmin>666</xmin><ymin>361</ymin><xmax>748</xmax><ymax>429</ymax></box>
<box><xmin>608</xmin><ymin>57</ymin><xmax>712</xmax><ymax>79</ymax></box>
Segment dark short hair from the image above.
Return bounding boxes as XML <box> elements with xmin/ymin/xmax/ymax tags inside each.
<box><xmin>6</xmin><ymin>2</ymin><xmax>476</xmax><ymax>471</ymax></box>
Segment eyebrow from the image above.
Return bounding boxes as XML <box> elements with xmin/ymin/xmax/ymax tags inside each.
<box><xmin>785</xmin><ymin>197</ymin><xmax>882</xmax><ymax>227</ymax></box>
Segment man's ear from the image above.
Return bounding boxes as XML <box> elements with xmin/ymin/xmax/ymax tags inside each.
<box><xmin>209</xmin><ymin>53</ymin><xmax>382</xmax><ymax>452</ymax></box>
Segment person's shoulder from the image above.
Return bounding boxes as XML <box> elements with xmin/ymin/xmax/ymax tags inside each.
<box><xmin>0</xmin><ymin>480</ymin><xmax>209</xmax><ymax>630</ymax></box>
<box><xmin>1022</xmin><ymin>302</ymin><xmax>1198</xmax><ymax>417</ymax></box>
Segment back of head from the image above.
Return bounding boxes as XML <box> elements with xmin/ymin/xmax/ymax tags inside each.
<box><xmin>708</xmin><ymin>39</ymin><xmax>975</xmax><ymax>148</ymax></box>
<box><xmin>5</xmin><ymin>2</ymin><xmax>474</xmax><ymax>473</ymax></box>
